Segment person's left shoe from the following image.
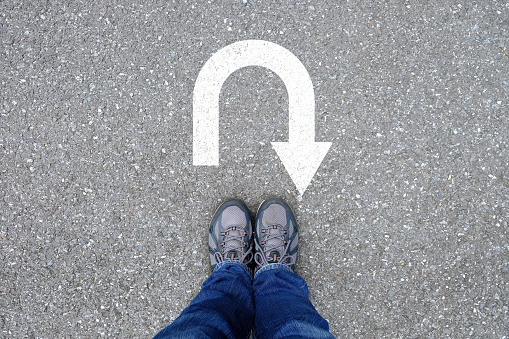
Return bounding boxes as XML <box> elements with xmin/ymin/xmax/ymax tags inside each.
<box><xmin>209</xmin><ymin>199</ymin><xmax>254</xmax><ymax>271</ymax></box>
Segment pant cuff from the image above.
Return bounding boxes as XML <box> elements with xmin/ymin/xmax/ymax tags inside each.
<box><xmin>254</xmin><ymin>263</ymin><xmax>293</xmax><ymax>279</ymax></box>
<box><xmin>214</xmin><ymin>260</ymin><xmax>251</xmax><ymax>276</ymax></box>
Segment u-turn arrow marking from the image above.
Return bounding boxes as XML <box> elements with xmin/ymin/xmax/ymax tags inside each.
<box><xmin>193</xmin><ymin>40</ymin><xmax>332</xmax><ymax>195</ymax></box>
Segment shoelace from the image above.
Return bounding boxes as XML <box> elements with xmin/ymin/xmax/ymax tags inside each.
<box><xmin>214</xmin><ymin>225</ymin><xmax>253</xmax><ymax>264</ymax></box>
<box><xmin>254</xmin><ymin>224</ymin><xmax>295</xmax><ymax>267</ymax></box>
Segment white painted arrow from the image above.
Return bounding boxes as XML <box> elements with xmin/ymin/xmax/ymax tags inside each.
<box><xmin>193</xmin><ymin>40</ymin><xmax>331</xmax><ymax>195</ymax></box>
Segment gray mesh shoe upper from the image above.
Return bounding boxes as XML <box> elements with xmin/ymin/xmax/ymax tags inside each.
<box><xmin>254</xmin><ymin>198</ymin><xmax>298</xmax><ymax>271</ymax></box>
<box><xmin>209</xmin><ymin>200</ymin><xmax>253</xmax><ymax>269</ymax></box>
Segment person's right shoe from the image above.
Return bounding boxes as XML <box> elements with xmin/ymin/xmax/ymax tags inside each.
<box><xmin>254</xmin><ymin>198</ymin><xmax>298</xmax><ymax>272</ymax></box>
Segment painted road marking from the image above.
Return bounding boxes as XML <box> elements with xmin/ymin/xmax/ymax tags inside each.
<box><xmin>193</xmin><ymin>40</ymin><xmax>331</xmax><ymax>195</ymax></box>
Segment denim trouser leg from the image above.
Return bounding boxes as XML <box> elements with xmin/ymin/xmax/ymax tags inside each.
<box><xmin>153</xmin><ymin>261</ymin><xmax>254</xmax><ymax>339</ymax></box>
<box><xmin>253</xmin><ymin>264</ymin><xmax>335</xmax><ymax>339</ymax></box>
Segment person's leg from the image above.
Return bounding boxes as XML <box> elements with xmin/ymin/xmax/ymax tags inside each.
<box><xmin>154</xmin><ymin>199</ymin><xmax>255</xmax><ymax>339</ymax></box>
<box><xmin>154</xmin><ymin>261</ymin><xmax>254</xmax><ymax>339</ymax></box>
<box><xmin>252</xmin><ymin>199</ymin><xmax>334</xmax><ymax>339</ymax></box>
<box><xmin>253</xmin><ymin>265</ymin><xmax>334</xmax><ymax>339</ymax></box>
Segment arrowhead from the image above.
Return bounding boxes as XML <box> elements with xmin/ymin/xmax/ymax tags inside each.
<box><xmin>271</xmin><ymin>141</ymin><xmax>332</xmax><ymax>196</ymax></box>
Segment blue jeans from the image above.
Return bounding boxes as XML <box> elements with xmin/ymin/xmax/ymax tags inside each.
<box><xmin>154</xmin><ymin>261</ymin><xmax>334</xmax><ymax>339</ymax></box>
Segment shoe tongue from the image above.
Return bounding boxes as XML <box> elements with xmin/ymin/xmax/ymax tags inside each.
<box><xmin>265</xmin><ymin>227</ymin><xmax>284</xmax><ymax>262</ymax></box>
<box><xmin>226</xmin><ymin>250</ymin><xmax>240</xmax><ymax>260</ymax></box>
<box><xmin>268</xmin><ymin>250</ymin><xmax>282</xmax><ymax>263</ymax></box>
<box><xmin>224</xmin><ymin>228</ymin><xmax>243</xmax><ymax>260</ymax></box>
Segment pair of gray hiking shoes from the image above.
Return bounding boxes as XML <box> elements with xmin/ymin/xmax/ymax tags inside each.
<box><xmin>209</xmin><ymin>198</ymin><xmax>298</xmax><ymax>273</ymax></box>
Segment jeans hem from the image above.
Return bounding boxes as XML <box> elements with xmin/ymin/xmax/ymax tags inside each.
<box><xmin>214</xmin><ymin>260</ymin><xmax>251</xmax><ymax>276</ymax></box>
<box><xmin>254</xmin><ymin>263</ymin><xmax>293</xmax><ymax>279</ymax></box>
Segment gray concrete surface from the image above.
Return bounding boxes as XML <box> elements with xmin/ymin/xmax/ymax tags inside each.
<box><xmin>1</xmin><ymin>0</ymin><xmax>508</xmax><ymax>337</ymax></box>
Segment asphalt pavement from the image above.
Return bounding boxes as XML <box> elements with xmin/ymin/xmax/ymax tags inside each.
<box><xmin>1</xmin><ymin>0</ymin><xmax>508</xmax><ymax>337</ymax></box>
